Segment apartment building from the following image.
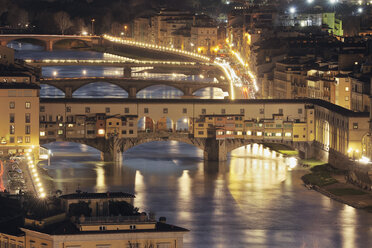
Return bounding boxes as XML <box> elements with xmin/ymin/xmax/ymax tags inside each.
<box><xmin>0</xmin><ymin>81</ymin><xmax>39</xmax><ymax>155</ymax></box>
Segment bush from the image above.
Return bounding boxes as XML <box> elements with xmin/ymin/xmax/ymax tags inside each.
<box><xmin>302</xmin><ymin>164</ymin><xmax>338</xmax><ymax>187</ymax></box>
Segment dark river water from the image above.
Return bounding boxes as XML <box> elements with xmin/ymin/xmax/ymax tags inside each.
<box><xmin>11</xmin><ymin>42</ymin><xmax>372</xmax><ymax>248</ymax></box>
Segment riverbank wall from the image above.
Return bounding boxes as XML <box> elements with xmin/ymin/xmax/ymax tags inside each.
<box><xmin>312</xmin><ymin>142</ymin><xmax>372</xmax><ymax>191</ymax></box>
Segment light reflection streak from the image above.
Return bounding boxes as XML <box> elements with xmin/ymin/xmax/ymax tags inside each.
<box><xmin>177</xmin><ymin>170</ymin><xmax>192</xmax><ymax>221</ymax></box>
<box><xmin>134</xmin><ymin>170</ymin><xmax>147</xmax><ymax>212</ymax></box>
<box><xmin>95</xmin><ymin>163</ymin><xmax>107</xmax><ymax>192</ymax></box>
<box><xmin>340</xmin><ymin>206</ymin><xmax>356</xmax><ymax>248</ymax></box>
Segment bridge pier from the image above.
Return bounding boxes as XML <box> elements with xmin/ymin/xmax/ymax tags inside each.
<box><xmin>101</xmin><ymin>150</ymin><xmax>122</xmax><ymax>163</ymax></box>
<box><xmin>124</xmin><ymin>66</ymin><xmax>132</xmax><ymax>78</ymax></box>
<box><xmin>128</xmin><ymin>87</ymin><xmax>137</xmax><ymax>98</ymax></box>
<box><xmin>101</xmin><ymin>136</ymin><xmax>123</xmax><ymax>162</ymax></box>
<box><xmin>204</xmin><ymin>138</ymin><xmax>227</xmax><ymax>161</ymax></box>
<box><xmin>65</xmin><ymin>87</ymin><xmax>73</xmax><ymax>98</ymax></box>
<box><xmin>46</xmin><ymin>40</ymin><xmax>53</xmax><ymax>51</ymax></box>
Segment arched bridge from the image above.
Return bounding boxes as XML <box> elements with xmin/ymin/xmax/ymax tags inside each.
<box><xmin>40</xmin><ymin>132</ymin><xmax>312</xmax><ymax>162</ymax></box>
<box><xmin>40</xmin><ymin>77</ymin><xmax>230</xmax><ymax>98</ymax></box>
<box><xmin>0</xmin><ymin>34</ymin><xmax>101</xmax><ymax>51</ymax></box>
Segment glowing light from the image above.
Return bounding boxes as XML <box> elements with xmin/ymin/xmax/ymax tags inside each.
<box><xmin>359</xmin><ymin>156</ymin><xmax>370</xmax><ymax>164</ymax></box>
<box><xmin>286</xmin><ymin>157</ymin><xmax>297</xmax><ymax>169</ymax></box>
<box><xmin>40</xmin><ymin>193</ymin><xmax>46</xmax><ymax>198</ymax></box>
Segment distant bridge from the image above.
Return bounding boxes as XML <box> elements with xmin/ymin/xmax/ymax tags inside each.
<box><xmin>0</xmin><ymin>34</ymin><xmax>101</xmax><ymax>51</ymax></box>
<box><xmin>40</xmin><ymin>77</ymin><xmax>230</xmax><ymax>98</ymax></box>
<box><xmin>25</xmin><ymin>59</ymin><xmax>220</xmax><ymax>77</ymax></box>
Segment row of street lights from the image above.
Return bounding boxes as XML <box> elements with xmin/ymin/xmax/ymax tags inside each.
<box><xmin>26</xmin><ymin>147</ymin><xmax>46</xmax><ymax>198</ymax></box>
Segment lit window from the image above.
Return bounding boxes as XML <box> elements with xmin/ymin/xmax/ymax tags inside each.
<box><xmin>257</xmin><ymin>131</ymin><xmax>262</xmax><ymax>136</ymax></box>
<box><xmin>345</xmin><ymin>87</ymin><xmax>349</xmax><ymax>92</ymax></box>
<box><xmin>285</xmin><ymin>132</ymin><xmax>292</xmax><ymax>137</ymax></box>
<box><xmin>9</xmin><ymin>101</ymin><xmax>15</xmax><ymax>109</ymax></box>
<box><xmin>25</xmin><ymin>102</ymin><xmax>31</xmax><ymax>109</ymax></box>
<box><xmin>98</xmin><ymin>129</ymin><xmax>105</xmax><ymax>135</ymax></box>
<box><xmin>345</xmin><ymin>96</ymin><xmax>349</xmax><ymax>101</ymax></box>
<box><xmin>353</xmin><ymin>123</ymin><xmax>358</xmax><ymax>129</ymax></box>
<box><xmin>10</xmin><ymin>125</ymin><xmax>15</xmax><ymax>134</ymax></box>
<box><xmin>17</xmin><ymin>136</ymin><xmax>23</xmax><ymax>143</ymax></box>
<box><xmin>25</xmin><ymin>136</ymin><xmax>30</xmax><ymax>143</ymax></box>
<box><xmin>247</xmin><ymin>131</ymin><xmax>252</xmax><ymax>135</ymax></box>
<box><xmin>276</xmin><ymin>133</ymin><xmax>282</xmax><ymax>137</ymax></box>
<box><xmin>226</xmin><ymin>131</ymin><xmax>232</xmax><ymax>135</ymax></box>
<box><xmin>67</xmin><ymin>124</ymin><xmax>74</xmax><ymax>127</ymax></box>
<box><xmin>40</xmin><ymin>131</ymin><xmax>45</xmax><ymax>136</ymax></box>
<box><xmin>58</xmin><ymin>130</ymin><xmax>64</xmax><ymax>135</ymax></box>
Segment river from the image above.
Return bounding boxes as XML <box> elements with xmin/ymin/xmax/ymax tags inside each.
<box><xmin>10</xmin><ymin>42</ymin><xmax>372</xmax><ymax>248</ymax></box>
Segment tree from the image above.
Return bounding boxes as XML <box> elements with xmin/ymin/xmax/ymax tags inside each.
<box><xmin>108</xmin><ymin>201</ymin><xmax>139</xmax><ymax>216</ymax></box>
<box><xmin>54</xmin><ymin>11</ymin><xmax>73</xmax><ymax>35</ymax></box>
<box><xmin>68</xmin><ymin>201</ymin><xmax>92</xmax><ymax>218</ymax></box>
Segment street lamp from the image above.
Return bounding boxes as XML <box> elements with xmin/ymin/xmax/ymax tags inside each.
<box><xmin>289</xmin><ymin>7</ymin><xmax>296</xmax><ymax>14</ymax></box>
<box><xmin>91</xmin><ymin>18</ymin><xmax>96</xmax><ymax>35</ymax></box>
<box><xmin>124</xmin><ymin>25</ymin><xmax>128</xmax><ymax>37</ymax></box>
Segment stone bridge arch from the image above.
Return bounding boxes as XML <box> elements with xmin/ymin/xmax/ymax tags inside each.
<box><xmin>43</xmin><ymin>80</ymin><xmax>130</xmax><ymax>98</ymax></box>
<box><xmin>1</xmin><ymin>36</ymin><xmax>95</xmax><ymax>51</ymax></box>
<box><xmin>39</xmin><ymin>138</ymin><xmax>107</xmax><ymax>153</ymax></box>
<box><xmin>5</xmin><ymin>37</ymin><xmax>48</xmax><ymax>49</ymax></box>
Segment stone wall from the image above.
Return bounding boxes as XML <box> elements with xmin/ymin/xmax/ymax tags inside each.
<box><xmin>313</xmin><ymin>142</ymin><xmax>372</xmax><ymax>190</ymax></box>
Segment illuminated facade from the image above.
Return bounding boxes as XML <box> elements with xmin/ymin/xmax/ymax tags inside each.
<box><xmin>0</xmin><ymin>82</ymin><xmax>40</xmax><ymax>156</ymax></box>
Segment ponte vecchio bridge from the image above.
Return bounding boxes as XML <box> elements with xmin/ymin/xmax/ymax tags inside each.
<box><xmin>39</xmin><ymin>98</ymin><xmax>369</xmax><ymax>164</ymax></box>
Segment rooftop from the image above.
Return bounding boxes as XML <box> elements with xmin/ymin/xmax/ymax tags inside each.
<box><xmin>22</xmin><ymin>221</ymin><xmax>188</xmax><ymax>235</ymax></box>
<box><xmin>40</xmin><ymin>98</ymin><xmax>370</xmax><ymax>118</ymax></box>
<box><xmin>59</xmin><ymin>192</ymin><xmax>135</xmax><ymax>200</ymax></box>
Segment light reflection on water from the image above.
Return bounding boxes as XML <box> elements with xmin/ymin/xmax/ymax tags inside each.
<box><xmin>15</xmin><ymin>42</ymin><xmax>372</xmax><ymax>248</ymax></box>
<box><xmin>40</xmin><ymin>142</ymin><xmax>372</xmax><ymax>248</ymax></box>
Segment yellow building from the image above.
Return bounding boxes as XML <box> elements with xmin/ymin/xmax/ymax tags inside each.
<box><xmin>335</xmin><ymin>75</ymin><xmax>352</xmax><ymax>110</ymax></box>
<box><xmin>19</xmin><ymin>216</ymin><xmax>188</xmax><ymax>248</ymax></box>
<box><xmin>0</xmin><ymin>82</ymin><xmax>40</xmax><ymax>156</ymax></box>
<box><xmin>106</xmin><ymin>116</ymin><xmax>122</xmax><ymax>139</ymax></box>
<box><xmin>1</xmin><ymin>216</ymin><xmax>188</xmax><ymax>248</ymax></box>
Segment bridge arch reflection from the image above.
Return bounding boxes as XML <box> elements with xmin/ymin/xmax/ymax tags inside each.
<box><xmin>72</xmin><ymin>82</ymin><xmax>128</xmax><ymax>98</ymax></box>
<box><xmin>137</xmin><ymin>85</ymin><xmax>184</xmax><ymax>99</ymax></box>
